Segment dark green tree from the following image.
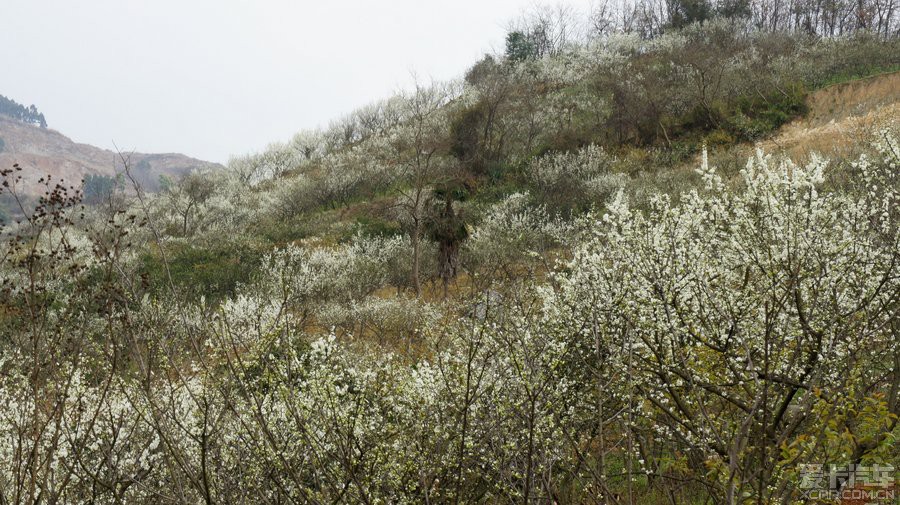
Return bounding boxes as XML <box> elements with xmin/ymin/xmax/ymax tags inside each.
<box><xmin>668</xmin><ymin>0</ymin><xmax>712</xmax><ymax>29</ymax></box>
<box><xmin>505</xmin><ymin>31</ymin><xmax>537</xmax><ymax>62</ymax></box>
<box><xmin>428</xmin><ymin>179</ymin><xmax>472</xmax><ymax>299</ymax></box>
<box><xmin>82</xmin><ymin>174</ymin><xmax>122</xmax><ymax>205</ymax></box>
<box><xmin>717</xmin><ymin>0</ymin><xmax>751</xmax><ymax>19</ymax></box>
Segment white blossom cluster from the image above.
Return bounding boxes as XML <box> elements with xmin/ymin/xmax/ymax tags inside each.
<box><xmin>527</xmin><ymin>144</ymin><xmax>626</xmax><ymax>209</ymax></box>
<box><xmin>251</xmin><ymin>234</ymin><xmax>412</xmax><ymax>316</ymax></box>
<box><xmin>464</xmin><ymin>192</ymin><xmax>572</xmax><ymax>279</ymax></box>
<box><xmin>544</xmin><ymin>132</ymin><xmax>900</xmax><ymax>500</ymax></box>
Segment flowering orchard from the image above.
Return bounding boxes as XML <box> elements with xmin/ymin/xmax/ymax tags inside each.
<box><xmin>1</xmin><ymin>124</ymin><xmax>897</xmax><ymax>503</ymax></box>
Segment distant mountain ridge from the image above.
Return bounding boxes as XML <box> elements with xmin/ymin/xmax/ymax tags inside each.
<box><xmin>0</xmin><ymin>114</ymin><xmax>222</xmax><ymax>199</ymax></box>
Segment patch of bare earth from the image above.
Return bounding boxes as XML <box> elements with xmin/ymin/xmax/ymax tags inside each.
<box><xmin>761</xmin><ymin>71</ymin><xmax>900</xmax><ymax>161</ymax></box>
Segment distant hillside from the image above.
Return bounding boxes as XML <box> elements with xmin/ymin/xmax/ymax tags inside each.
<box><xmin>0</xmin><ymin>115</ymin><xmax>222</xmax><ymax>201</ymax></box>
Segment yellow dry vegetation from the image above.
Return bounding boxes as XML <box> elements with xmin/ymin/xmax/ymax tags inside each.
<box><xmin>763</xmin><ymin>71</ymin><xmax>900</xmax><ymax>160</ymax></box>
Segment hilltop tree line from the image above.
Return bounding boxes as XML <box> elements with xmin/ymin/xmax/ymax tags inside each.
<box><xmin>503</xmin><ymin>0</ymin><xmax>898</xmax><ymax>58</ymax></box>
<box><xmin>0</xmin><ymin>93</ymin><xmax>47</xmax><ymax>128</ymax></box>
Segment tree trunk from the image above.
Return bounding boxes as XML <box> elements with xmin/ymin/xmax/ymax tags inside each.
<box><xmin>412</xmin><ymin>219</ymin><xmax>422</xmax><ymax>298</ymax></box>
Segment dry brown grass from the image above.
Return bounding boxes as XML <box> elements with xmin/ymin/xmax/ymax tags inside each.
<box><xmin>806</xmin><ymin>71</ymin><xmax>900</xmax><ymax>126</ymax></box>
<box><xmin>761</xmin><ymin>71</ymin><xmax>900</xmax><ymax>161</ymax></box>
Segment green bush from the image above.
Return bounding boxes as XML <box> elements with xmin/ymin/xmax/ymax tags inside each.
<box><xmin>353</xmin><ymin>216</ymin><xmax>403</xmax><ymax>239</ymax></box>
<box><xmin>140</xmin><ymin>240</ymin><xmax>266</xmax><ymax>301</ymax></box>
<box><xmin>726</xmin><ymin>83</ymin><xmax>807</xmax><ymax>140</ymax></box>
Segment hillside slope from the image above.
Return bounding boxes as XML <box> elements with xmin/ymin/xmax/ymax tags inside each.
<box><xmin>762</xmin><ymin>70</ymin><xmax>900</xmax><ymax>159</ymax></box>
<box><xmin>0</xmin><ymin>116</ymin><xmax>222</xmax><ymax>197</ymax></box>
<box><xmin>1</xmin><ymin>19</ymin><xmax>899</xmax><ymax>505</ymax></box>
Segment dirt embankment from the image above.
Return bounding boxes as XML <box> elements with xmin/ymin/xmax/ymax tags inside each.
<box><xmin>762</xmin><ymin>71</ymin><xmax>900</xmax><ymax>160</ymax></box>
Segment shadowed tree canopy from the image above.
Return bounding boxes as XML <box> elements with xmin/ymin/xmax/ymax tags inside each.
<box><xmin>668</xmin><ymin>0</ymin><xmax>713</xmax><ymax>29</ymax></box>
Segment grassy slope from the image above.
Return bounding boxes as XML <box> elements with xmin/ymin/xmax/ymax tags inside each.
<box><xmin>661</xmin><ymin>70</ymin><xmax>900</xmax><ymax>198</ymax></box>
<box><xmin>143</xmin><ymin>69</ymin><xmax>900</xmax><ymax>303</ymax></box>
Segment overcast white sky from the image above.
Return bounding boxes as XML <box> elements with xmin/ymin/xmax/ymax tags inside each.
<box><xmin>1</xmin><ymin>0</ymin><xmax>591</xmax><ymax>163</ymax></box>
